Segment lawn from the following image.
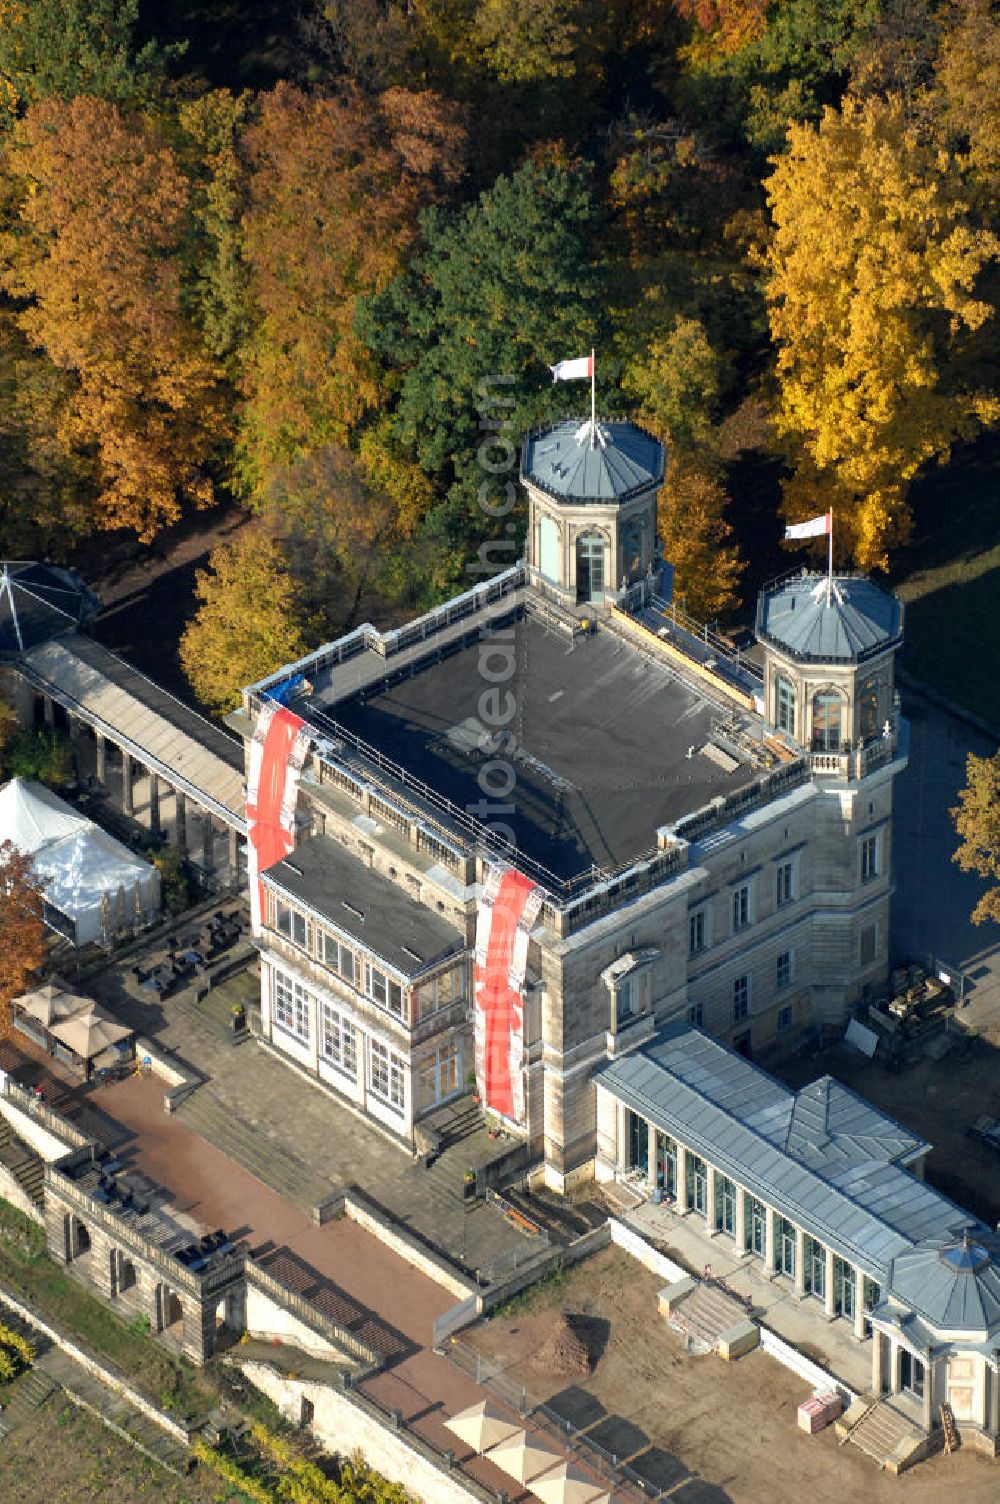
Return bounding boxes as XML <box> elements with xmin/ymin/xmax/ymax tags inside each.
<box><xmin>889</xmin><ymin>431</ymin><xmax>1000</xmax><ymax>727</ymax></box>
<box><xmin>0</xmin><ymin>1395</ymin><xmax>217</xmax><ymax>1504</ymax></box>
<box><xmin>0</xmin><ymin>1200</ymin><xmax>213</xmax><ymax>1419</ymax></box>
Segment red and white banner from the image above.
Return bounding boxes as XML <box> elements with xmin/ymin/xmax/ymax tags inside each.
<box><xmin>473</xmin><ymin>864</ymin><xmax>542</xmax><ymax>1123</ymax></box>
<box><xmin>245</xmin><ymin>700</ymin><xmax>312</xmax><ymax>934</ymax></box>
<box><xmin>549</xmin><ymin>354</ymin><xmax>593</xmax><ymax>382</ymax></box>
<box><xmin>784</xmin><ymin>510</ymin><xmax>831</xmax><ymax>539</ymax></box>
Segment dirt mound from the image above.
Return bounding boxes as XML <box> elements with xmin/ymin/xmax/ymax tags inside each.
<box><xmin>529</xmin><ymin>1314</ymin><xmax>591</xmax><ymax>1377</ymax></box>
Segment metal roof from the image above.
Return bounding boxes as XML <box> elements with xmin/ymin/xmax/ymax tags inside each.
<box><xmin>521</xmin><ymin>419</ymin><xmax>665</xmax><ymax>503</ymax></box>
<box><xmin>756</xmin><ymin>573</ymin><xmax>903</xmax><ymax>664</ymax></box>
<box><xmin>19</xmin><ymin>635</ymin><xmax>246</xmax><ymax>830</ymax></box>
<box><xmin>599</xmin><ymin>1025</ymin><xmax>976</xmax><ymax>1279</ymax></box>
<box><xmin>0</xmin><ymin>560</ymin><xmax>98</xmax><ymax>656</ymax></box>
<box><xmin>883</xmin><ymin>1231</ymin><xmax>1000</xmax><ymax>1333</ymax></box>
<box><xmin>262</xmin><ymin>832</ymin><xmax>466</xmax><ymax>980</ymax></box>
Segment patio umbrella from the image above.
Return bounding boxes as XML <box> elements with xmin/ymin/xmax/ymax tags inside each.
<box><xmin>530</xmin><ymin>1462</ymin><xmax>608</xmax><ymax>1504</ymax></box>
<box><xmin>49</xmin><ymin>1005</ymin><xmax>132</xmax><ymax>1062</ymax></box>
<box><xmin>485</xmin><ymin>1430</ymin><xmax>563</xmax><ymax>1484</ymax></box>
<box><xmin>445</xmin><ymin>1401</ymin><xmax>522</xmax><ymax>1453</ymax></box>
<box><xmin>14</xmin><ymin>980</ymin><xmax>93</xmax><ymax>1028</ymax></box>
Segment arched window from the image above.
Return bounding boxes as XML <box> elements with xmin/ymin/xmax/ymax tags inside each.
<box><xmin>775</xmin><ymin>676</ymin><xmax>796</xmax><ymax>737</ymax></box>
<box><xmin>812</xmin><ymin>690</ymin><xmax>844</xmax><ymax>752</ymax></box>
<box><xmin>620</xmin><ymin>520</ymin><xmax>643</xmax><ymax>584</ymax></box>
<box><xmin>858</xmin><ymin>676</ymin><xmax>879</xmax><ymax>741</ymax></box>
<box><xmin>576</xmin><ymin>533</ymin><xmax>605</xmax><ymax>603</ymax></box>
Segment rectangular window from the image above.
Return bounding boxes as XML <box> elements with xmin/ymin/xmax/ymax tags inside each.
<box><xmin>777</xmin><ymin>1004</ymin><xmax>793</xmax><ymax>1033</ymax></box>
<box><xmin>715</xmin><ymin>1174</ymin><xmax>737</xmax><ymax>1236</ymax></box>
<box><xmin>687</xmin><ymin>1002</ymin><xmax>704</xmax><ymax>1028</ymax></box>
<box><xmin>322</xmin><ymin>931</ymin><xmax>356</xmax><ymax>985</ymax></box>
<box><xmin>834</xmin><ymin>1256</ymin><xmax>856</xmax><ymax>1319</ymax></box>
<box><xmin>861</xmin><ymin>833</ymin><xmax>879</xmax><ymax>883</ymax></box>
<box><xmin>775</xmin><ymin>860</ymin><xmax>794</xmax><ymax>908</ymax></box>
<box><xmin>804</xmin><ymin>1236</ymin><xmax>826</xmax><ymax>1299</ymax></box>
<box><xmin>365</xmin><ymin>964</ymin><xmax>406</xmax><ymax>1020</ymax></box>
<box><xmin>272</xmin><ymin>969</ymin><xmax>310</xmax><ymax>1043</ymax></box>
<box><xmin>686</xmin><ymin>1153</ymin><xmax>708</xmax><ymax>1215</ymax></box>
<box><xmin>776</xmin><ymin>1216</ymin><xmax>796</xmax><ymax>1279</ymax></box>
<box><xmin>689</xmin><ymin>909</ymin><xmax>706</xmax><ymax>955</ymax></box>
<box><xmin>746</xmin><ymin>1195</ymin><xmax>766</xmax><ymax>1258</ymax></box>
<box><xmin>417</xmin><ymin>1039</ymin><xmax>461</xmax><ymax>1113</ymax></box>
<box><xmin>368</xmin><ymin>1039</ymin><xmax>406</xmax><ymax>1112</ymax></box>
<box><xmin>860</xmin><ymin>923</ymin><xmax>878</xmax><ymax>967</ymax></box>
<box><xmin>616</xmin><ymin>977</ymin><xmax>634</xmax><ymax>1022</ymax></box>
<box><xmin>776</xmin><ymin>950</ymin><xmax>793</xmax><ymax>990</ymax></box>
<box><xmin>732</xmin><ymin>884</ymin><xmax>750</xmax><ymax>932</ymax></box>
<box><xmin>733</xmin><ymin>974</ymin><xmax>750</xmax><ymax>1023</ymax></box>
<box><xmin>320</xmin><ymin>1001</ymin><xmax>357</xmax><ymax>1079</ymax></box>
<box><xmin>275</xmin><ymin>900</ymin><xmax>307</xmax><ymax>947</ymax></box>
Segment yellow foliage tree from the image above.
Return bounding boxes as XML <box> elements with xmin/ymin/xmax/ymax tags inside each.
<box><xmin>658</xmin><ymin>456</ymin><xmax>744</xmax><ymax>621</ymax></box>
<box><xmin>951</xmin><ymin>749</ymin><xmax>1000</xmax><ymax>927</ymax></box>
<box><xmin>0</xmin><ymin>97</ymin><xmax>229</xmax><ymax>540</ymax></box>
<box><xmin>179</xmin><ymin>531</ymin><xmax>311</xmax><ymax>716</ymax></box>
<box><xmin>763</xmin><ymin>93</ymin><xmax>1000</xmax><ymax>569</ymax></box>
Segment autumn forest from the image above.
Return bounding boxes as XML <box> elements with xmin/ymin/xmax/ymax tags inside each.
<box><xmin>0</xmin><ymin>0</ymin><xmax>997</xmax><ymax>713</ymax></box>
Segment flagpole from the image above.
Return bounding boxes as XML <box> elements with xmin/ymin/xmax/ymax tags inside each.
<box><xmin>590</xmin><ymin>347</ymin><xmax>596</xmax><ymax>448</ymax></box>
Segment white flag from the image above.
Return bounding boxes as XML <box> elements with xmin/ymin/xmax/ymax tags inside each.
<box><xmin>549</xmin><ymin>354</ymin><xmax>593</xmax><ymax>382</ymax></box>
<box><xmin>784</xmin><ymin>511</ymin><xmax>831</xmax><ymax>540</ymax></box>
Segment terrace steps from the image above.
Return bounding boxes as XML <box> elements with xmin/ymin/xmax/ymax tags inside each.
<box><xmin>0</xmin><ymin>1117</ymin><xmax>47</xmax><ymax>1208</ymax></box>
<box><xmin>176</xmin><ymin>1086</ymin><xmax>325</xmax><ymax>1210</ymax></box>
<box><xmin>0</xmin><ymin>1367</ymin><xmax>60</xmax><ymax>1437</ymax></box>
<box><xmin>846</xmin><ymin>1399</ymin><xmax>926</xmax><ymax>1472</ymax></box>
<box><xmin>672</xmin><ymin>1281</ymin><xmax>750</xmax><ymax>1351</ymax></box>
<box><xmin>38</xmin><ymin>1347</ymin><xmax>192</xmax><ymax>1476</ymax></box>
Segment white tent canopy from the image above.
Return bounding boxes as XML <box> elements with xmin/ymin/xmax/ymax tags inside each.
<box><xmin>0</xmin><ymin>777</ymin><xmax>159</xmax><ymax>946</ymax></box>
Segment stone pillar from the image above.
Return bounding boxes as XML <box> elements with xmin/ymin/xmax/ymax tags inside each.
<box><xmin>149</xmin><ymin>773</ymin><xmax>160</xmax><ymax>835</ymax></box>
<box><xmin>175</xmin><ymin>790</ymin><xmax>186</xmax><ymax>850</ymax></box>
<box><xmin>95</xmin><ymin>732</ymin><xmax>106</xmax><ymax>783</ymax></box>
<box><xmin>121</xmin><ymin>751</ymin><xmax>134</xmax><ymax>815</ymax></box>
<box><xmin>854</xmin><ymin>1269</ymin><xmax>868</xmax><ymax>1340</ymax></box>
<box><xmin>794</xmin><ymin>1227</ymin><xmax>807</xmax><ymax>1297</ymax></box>
<box><xmin>202</xmin><ymin>812</ymin><xmax>215</xmax><ymax>873</ymax></box>
<box><xmin>42</xmin><ymin>694</ymin><xmax>55</xmax><ymax>727</ymax></box>
<box><xmin>228</xmin><ymin>826</ymin><xmax>239</xmax><ymax>882</ymax></box>
<box><xmin>990</xmin><ymin>1362</ymin><xmax>1000</xmax><ymax>1437</ymax></box>
<box><xmin>872</xmin><ymin>1332</ymin><xmax>884</xmax><ymax>1394</ymax></box>
<box><xmin>734</xmin><ymin>1186</ymin><xmax>748</xmax><ymax>1254</ymax></box>
<box><xmin>922</xmin><ymin>1363</ymin><xmax>933</xmax><ymax>1433</ymax></box>
<box><xmin>765</xmin><ymin>1206</ymin><xmax>777</xmax><ymax>1274</ymax></box>
<box><xmin>646</xmin><ymin>1122</ymin><xmax>657</xmax><ymax>1192</ymax></box>
<box><xmin>675</xmin><ymin>1145</ymin><xmax>689</xmax><ymax>1214</ymax></box>
<box><xmin>825</xmin><ymin>1247</ymin><xmax>837</xmax><ymax>1319</ymax></box>
<box><xmin>705</xmin><ymin>1165</ymin><xmax>716</xmax><ymax>1235</ymax></box>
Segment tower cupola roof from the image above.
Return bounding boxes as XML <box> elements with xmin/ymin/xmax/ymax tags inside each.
<box><xmin>521</xmin><ymin>419</ymin><xmax>664</xmax><ymax>504</ymax></box>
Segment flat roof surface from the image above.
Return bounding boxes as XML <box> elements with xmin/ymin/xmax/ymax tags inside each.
<box><xmin>263</xmin><ymin>833</ymin><xmax>465</xmax><ymax>978</ymax></box>
<box><xmin>601</xmin><ymin>1025</ymin><xmax>979</xmax><ymax>1280</ymax></box>
<box><xmin>325</xmin><ymin>616</ymin><xmax>758</xmax><ymax>883</ymax></box>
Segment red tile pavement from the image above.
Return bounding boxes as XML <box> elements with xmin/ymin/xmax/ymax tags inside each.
<box><xmin>79</xmin><ymin>1075</ymin><xmax>605</xmax><ymax>1503</ymax></box>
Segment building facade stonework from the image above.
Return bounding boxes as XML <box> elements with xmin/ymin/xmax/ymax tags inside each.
<box><xmin>234</xmin><ymin>418</ymin><xmax>907</xmax><ymax>1193</ymax></box>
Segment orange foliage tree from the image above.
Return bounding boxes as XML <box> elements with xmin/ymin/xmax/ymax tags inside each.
<box><xmin>0</xmin><ymin>96</ymin><xmax>229</xmax><ymax>540</ymax></box>
<box><xmin>0</xmin><ymin>840</ymin><xmax>46</xmax><ymax>1039</ymax></box>
<box><xmin>237</xmin><ymin>81</ymin><xmax>465</xmax><ymax>499</ymax></box>
<box><xmin>671</xmin><ymin>0</ymin><xmax>772</xmax><ymax>51</ymax></box>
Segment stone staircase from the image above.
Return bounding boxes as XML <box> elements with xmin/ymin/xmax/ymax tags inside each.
<box><xmin>38</xmin><ymin>1348</ymin><xmax>192</xmax><ymax>1476</ymax></box>
<box><xmin>844</xmin><ymin>1399</ymin><xmax>927</xmax><ymax>1473</ymax></box>
<box><xmin>671</xmin><ymin>1282</ymin><xmax>750</xmax><ymax>1351</ymax></box>
<box><xmin>0</xmin><ymin>1367</ymin><xmax>60</xmax><ymax>1438</ymax></box>
<box><xmin>176</xmin><ymin>1085</ymin><xmax>326</xmax><ymax>1210</ymax></box>
<box><xmin>0</xmin><ymin>1118</ymin><xmax>46</xmax><ymax>1209</ymax></box>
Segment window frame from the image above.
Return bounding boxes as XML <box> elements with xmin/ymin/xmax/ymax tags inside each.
<box><xmin>775</xmin><ymin>675</ymin><xmax>796</xmax><ymax>737</ymax></box>
<box><xmin>732</xmin><ymin>883</ymin><xmax>751</xmax><ymax>933</ymax></box>
<box><xmin>775</xmin><ymin>859</ymin><xmax>795</xmax><ymax>909</ymax></box>
<box><xmin>272</xmin><ymin>968</ymin><xmax>311</xmax><ymax>1044</ymax></box>
<box><xmin>776</xmin><ymin>950</ymin><xmax>793</xmax><ymax>991</ymax></box>
<box><xmin>861</xmin><ymin>832</ymin><xmax>879</xmax><ymax>883</ymax></box>
<box><xmin>733</xmin><ymin>973</ymin><xmax>750</xmax><ymax>1023</ymax></box>
<box><xmin>275</xmin><ymin>898</ymin><xmax>307</xmax><ymax>948</ymax></box>
<box><xmin>368</xmin><ymin>1038</ymin><xmax>406</xmax><ymax>1113</ymax></box>
<box><xmin>320</xmin><ymin>999</ymin><xmax>357</xmax><ymax>1080</ymax></box>
<box><xmin>689</xmin><ymin>907</ymin><xmax>707</xmax><ymax>956</ymax></box>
